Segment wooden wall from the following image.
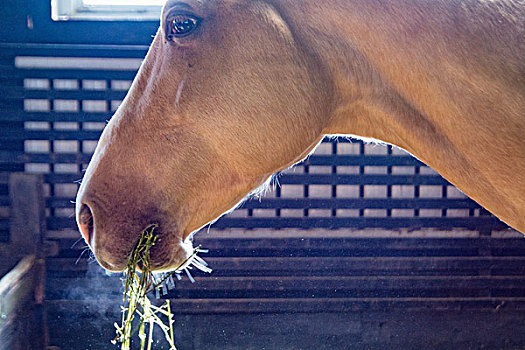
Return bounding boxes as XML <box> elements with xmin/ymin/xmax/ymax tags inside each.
<box><xmin>0</xmin><ymin>174</ymin><xmax>46</xmax><ymax>350</ymax></box>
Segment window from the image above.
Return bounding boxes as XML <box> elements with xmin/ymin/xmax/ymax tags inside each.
<box><xmin>52</xmin><ymin>0</ymin><xmax>165</xmax><ymax>21</ymax></box>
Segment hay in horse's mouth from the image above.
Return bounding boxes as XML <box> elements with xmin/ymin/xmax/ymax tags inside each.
<box><xmin>113</xmin><ymin>225</ymin><xmax>211</xmax><ymax>349</ymax></box>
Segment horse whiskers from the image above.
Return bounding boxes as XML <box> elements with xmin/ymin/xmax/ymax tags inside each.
<box><xmin>83</xmin><ymin>250</ymin><xmax>97</xmax><ymax>265</ymax></box>
<box><xmin>71</xmin><ymin>237</ymin><xmax>86</xmax><ymax>248</ymax></box>
<box><xmin>151</xmin><ymin>246</ymin><xmax>211</xmax><ymax>298</ymax></box>
<box><xmin>75</xmin><ymin>247</ymin><xmax>91</xmax><ymax>265</ymax></box>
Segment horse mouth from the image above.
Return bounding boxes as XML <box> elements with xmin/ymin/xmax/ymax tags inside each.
<box><xmin>142</xmin><ymin>229</ymin><xmax>194</xmax><ymax>272</ymax></box>
<box><xmin>90</xmin><ymin>223</ymin><xmax>193</xmax><ymax>273</ymax></box>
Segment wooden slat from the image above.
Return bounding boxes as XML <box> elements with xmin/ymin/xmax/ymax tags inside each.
<box><xmin>7</xmin><ymin>174</ymin><xmax>45</xmax><ymax>254</ymax></box>
<box><xmin>44</xmin><ymin>235</ymin><xmax>525</xmax><ymax>314</ymax></box>
<box><xmin>46</xmin><ymin>215</ymin><xmax>504</xmax><ymax>232</ymax></box>
<box><xmin>0</xmin><ymin>219</ymin><xmax>9</xmax><ymax>230</ymax></box>
<box><xmin>42</xmin><ymin>196</ymin><xmax>480</xmax><ymax>210</ymax></box>
<box><xmin>46</xmin><ymin>297</ymin><xmax>525</xmax><ymax>314</ymax></box>
<box><xmin>0</xmin><ymin>173</ymin><xmax>9</xmax><ymax>183</ymax></box>
<box><xmin>0</xmin><ymin>87</ymin><xmax>127</xmax><ymax>100</ymax></box>
<box><xmin>0</xmin><ymin>152</ymin><xmax>92</xmax><ymax>164</ymax></box>
<box><xmin>45</xmin><ymin>275</ymin><xmax>525</xmax><ymax>300</ymax></box>
<box><xmin>0</xmin><ymin>130</ymin><xmax>102</xmax><ymax>141</ymax></box>
<box><xmin>0</xmin><ymin>174</ymin><xmax>45</xmax><ymax>278</ymax></box>
<box><xmin>0</xmin><ymin>110</ymin><xmax>109</xmax><ymax>122</ymax></box>
<box><xmin>0</xmin><ymin>43</ymin><xmax>149</xmax><ymax>57</ymax></box>
<box><xmin>47</xmin><ymin>237</ymin><xmax>490</xmax><ymax>259</ymax></box>
<box><xmin>42</xmin><ymin>298</ymin><xmax>525</xmax><ymax>350</ymax></box>
<box><xmin>46</xmin><ymin>256</ymin><xmax>525</xmax><ymax>277</ymax></box>
<box><xmin>0</xmin><ymin>256</ymin><xmax>37</xmax><ymax>326</ymax></box>
<box><xmin>0</xmin><ymin>68</ymin><xmax>138</xmax><ymax>80</ymax></box>
<box><xmin>0</xmin><ymin>255</ymin><xmax>45</xmax><ymax>350</ymax></box>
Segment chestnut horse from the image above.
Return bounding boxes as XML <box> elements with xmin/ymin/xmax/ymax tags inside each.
<box><xmin>76</xmin><ymin>0</ymin><xmax>524</xmax><ymax>272</ymax></box>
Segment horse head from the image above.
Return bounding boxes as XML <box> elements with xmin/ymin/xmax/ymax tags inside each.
<box><xmin>76</xmin><ymin>0</ymin><xmax>525</xmax><ymax>271</ymax></box>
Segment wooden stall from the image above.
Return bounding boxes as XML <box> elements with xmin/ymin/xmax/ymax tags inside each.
<box><xmin>1</xmin><ymin>35</ymin><xmax>525</xmax><ymax>350</ymax></box>
<box><xmin>0</xmin><ymin>174</ymin><xmax>46</xmax><ymax>350</ymax></box>
<box><xmin>0</xmin><ymin>1</ymin><xmax>524</xmax><ymax>349</ymax></box>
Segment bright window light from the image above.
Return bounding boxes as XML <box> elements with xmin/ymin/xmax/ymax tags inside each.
<box><xmin>52</xmin><ymin>0</ymin><xmax>164</xmax><ymax>21</ymax></box>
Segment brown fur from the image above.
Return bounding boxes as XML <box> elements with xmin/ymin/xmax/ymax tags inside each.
<box><xmin>76</xmin><ymin>0</ymin><xmax>525</xmax><ymax>271</ymax></box>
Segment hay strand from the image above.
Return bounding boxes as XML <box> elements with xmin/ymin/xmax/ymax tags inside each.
<box><xmin>112</xmin><ymin>225</ymin><xmax>211</xmax><ymax>349</ymax></box>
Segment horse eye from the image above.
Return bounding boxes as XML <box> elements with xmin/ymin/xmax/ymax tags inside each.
<box><xmin>169</xmin><ymin>15</ymin><xmax>199</xmax><ymax>38</ymax></box>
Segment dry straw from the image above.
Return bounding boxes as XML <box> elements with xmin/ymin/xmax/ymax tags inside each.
<box><xmin>112</xmin><ymin>225</ymin><xmax>211</xmax><ymax>349</ymax></box>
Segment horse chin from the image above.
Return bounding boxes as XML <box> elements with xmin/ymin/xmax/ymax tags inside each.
<box><xmin>94</xmin><ymin>258</ymin><xmax>127</xmax><ymax>273</ymax></box>
<box><xmin>149</xmin><ymin>239</ymin><xmax>194</xmax><ymax>273</ymax></box>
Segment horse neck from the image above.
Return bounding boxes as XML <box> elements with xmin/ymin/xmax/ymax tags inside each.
<box><xmin>273</xmin><ymin>0</ymin><xmax>525</xmax><ymax>231</ymax></box>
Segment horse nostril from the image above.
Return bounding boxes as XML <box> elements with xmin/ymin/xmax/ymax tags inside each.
<box><xmin>78</xmin><ymin>203</ymin><xmax>94</xmax><ymax>246</ymax></box>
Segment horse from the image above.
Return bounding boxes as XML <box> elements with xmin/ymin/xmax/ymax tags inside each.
<box><xmin>75</xmin><ymin>0</ymin><xmax>525</xmax><ymax>272</ymax></box>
